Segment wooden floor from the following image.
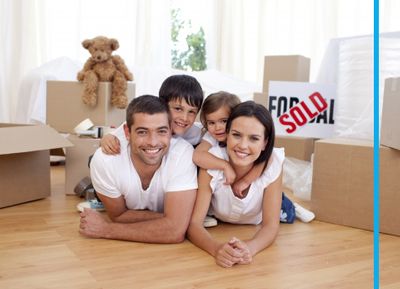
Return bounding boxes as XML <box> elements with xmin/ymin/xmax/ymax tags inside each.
<box><xmin>0</xmin><ymin>165</ymin><xmax>399</xmax><ymax>289</ymax></box>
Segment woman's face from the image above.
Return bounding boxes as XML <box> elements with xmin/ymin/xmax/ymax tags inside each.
<box><xmin>226</xmin><ymin>116</ymin><xmax>267</xmax><ymax>167</ymax></box>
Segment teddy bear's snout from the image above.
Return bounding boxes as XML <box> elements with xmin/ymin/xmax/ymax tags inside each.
<box><xmin>92</xmin><ymin>51</ymin><xmax>108</xmax><ymax>62</ymax></box>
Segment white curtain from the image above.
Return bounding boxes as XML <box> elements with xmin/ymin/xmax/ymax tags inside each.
<box><xmin>0</xmin><ymin>0</ymin><xmax>171</xmax><ymax>123</ymax></box>
<box><xmin>212</xmin><ymin>0</ymin><xmax>375</xmax><ymax>83</ymax></box>
<box><xmin>1</xmin><ymin>0</ymin><xmax>400</xmax><ymax>123</ymax></box>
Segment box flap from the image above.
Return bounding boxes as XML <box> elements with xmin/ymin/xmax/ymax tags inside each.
<box><xmin>0</xmin><ymin>124</ymin><xmax>73</xmax><ymax>155</ymax></box>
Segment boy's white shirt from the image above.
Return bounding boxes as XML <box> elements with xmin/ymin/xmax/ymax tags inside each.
<box><xmin>112</xmin><ymin>122</ymin><xmax>203</xmax><ymax>146</ymax></box>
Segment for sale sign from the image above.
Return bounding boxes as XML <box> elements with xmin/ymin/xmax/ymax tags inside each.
<box><xmin>268</xmin><ymin>81</ymin><xmax>336</xmax><ymax>138</ymax></box>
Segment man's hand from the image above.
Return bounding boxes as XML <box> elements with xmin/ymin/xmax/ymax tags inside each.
<box><xmin>100</xmin><ymin>134</ymin><xmax>120</xmax><ymax>155</ymax></box>
<box><xmin>79</xmin><ymin>208</ymin><xmax>110</xmax><ymax>238</ymax></box>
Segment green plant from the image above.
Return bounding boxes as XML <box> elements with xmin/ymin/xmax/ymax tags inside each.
<box><xmin>171</xmin><ymin>9</ymin><xmax>207</xmax><ymax>71</ymax></box>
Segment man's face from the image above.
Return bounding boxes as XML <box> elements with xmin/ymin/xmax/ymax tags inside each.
<box><xmin>124</xmin><ymin>112</ymin><xmax>172</xmax><ymax>167</ymax></box>
<box><xmin>168</xmin><ymin>98</ymin><xmax>199</xmax><ymax>136</ymax></box>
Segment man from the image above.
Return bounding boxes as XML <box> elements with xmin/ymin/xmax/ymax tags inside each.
<box><xmin>79</xmin><ymin>95</ymin><xmax>198</xmax><ymax>243</ymax></box>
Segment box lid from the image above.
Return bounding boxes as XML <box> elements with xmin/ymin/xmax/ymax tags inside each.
<box><xmin>0</xmin><ymin>124</ymin><xmax>73</xmax><ymax>155</ymax></box>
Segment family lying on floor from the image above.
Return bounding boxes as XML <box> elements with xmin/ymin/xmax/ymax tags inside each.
<box><xmin>78</xmin><ymin>75</ymin><xmax>315</xmax><ymax>268</ymax></box>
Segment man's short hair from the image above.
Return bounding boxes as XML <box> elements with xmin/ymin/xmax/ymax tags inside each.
<box><xmin>126</xmin><ymin>95</ymin><xmax>170</xmax><ymax>131</ymax></box>
<box><xmin>159</xmin><ymin>75</ymin><xmax>204</xmax><ymax>110</ymax></box>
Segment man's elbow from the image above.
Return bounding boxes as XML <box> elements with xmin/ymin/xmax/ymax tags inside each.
<box><xmin>167</xmin><ymin>221</ymin><xmax>189</xmax><ymax>243</ymax></box>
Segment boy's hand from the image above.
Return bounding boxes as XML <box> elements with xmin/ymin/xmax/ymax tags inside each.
<box><xmin>100</xmin><ymin>134</ymin><xmax>121</xmax><ymax>155</ymax></box>
<box><xmin>223</xmin><ymin>164</ymin><xmax>236</xmax><ymax>185</ymax></box>
<box><xmin>232</xmin><ymin>179</ymin><xmax>250</xmax><ymax>199</ymax></box>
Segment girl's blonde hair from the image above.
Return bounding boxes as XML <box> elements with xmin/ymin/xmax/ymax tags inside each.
<box><xmin>200</xmin><ymin>91</ymin><xmax>241</xmax><ymax>130</ymax></box>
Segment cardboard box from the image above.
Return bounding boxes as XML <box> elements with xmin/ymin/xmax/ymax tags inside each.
<box><xmin>381</xmin><ymin>77</ymin><xmax>400</xmax><ymax>150</ymax></box>
<box><xmin>311</xmin><ymin>138</ymin><xmax>373</xmax><ymax>231</ymax></box>
<box><xmin>0</xmin><ymin>124</ymin><xmax>72</xmax><ymax>208</ymax></box>
<box><xmin>262</xmin><ymin>55</ymin><xmax>310</xmax><ymax>94</ymax></box>
<box><xmin>275</xmin><ymin>136</ymin><xmax>316</xmax><ymax>161</ymax></box>
<box><xmin>47</xmin><ymin>81</ymin><xmax>135</xmax><ymax>133</ymax></box>
<box><xmin>253</xmin><ymin>92</ymin><xmax>269</xmax><ymax>109</ymax></box>
<box><xmin>311</xmin><ymin>138</ymin><xmax>400</xmax><ymax>236</ymax></box>
<box><xmin>380</xmin><ymin>146</ymin><xmax>400</xmax><ymax>236</ymax></box>
<box><xmin>65</xmin><ymin>135</ymin><xmax>100</xmax><ymax>195</ymax></box>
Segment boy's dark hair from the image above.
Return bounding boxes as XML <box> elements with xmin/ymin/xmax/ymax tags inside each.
<box><xmin>159</xmin><ymin>75</ymin><xmax>204</xmax><ymax>110</ymax></box>
<box><xmin>200</xmin><ymin>91</ymin><xmax>241</xmax><ymax>129</ymax></box>
<box><xmin>226</xmin><ymin>101</ymin><xmax>275</xmax><ymax>166</ymax></box>
<box><xmin>126</xmin><ymin>95</ymin><xmax>170</xmax><ymax>131</ymax></box>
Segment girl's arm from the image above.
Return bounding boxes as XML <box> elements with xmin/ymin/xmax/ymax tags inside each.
<box><xmin>232</xmin><ymin>160</ymin><xmax>266</xmax><ymax>198</ymax></box>
<box><xmin>243</xmin><ymin>171</ymin><xmax>283</xmax><ymax>256</ymax></box>
<box><xmin>193</xmin><ymin>140</ymin><xmax>236</xmax><ymax>184</ymax></box>
<box><xmin>187</xmin><ymin>169</ymin><xmax>244</xmax><ymax>267</ymax></box>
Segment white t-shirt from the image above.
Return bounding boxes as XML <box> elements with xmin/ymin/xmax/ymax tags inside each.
<box><xmin>202</xmin><ymin>131</ymin><xmax>219</xmax><ymax>148</ymax></box>
<box><xmin>180</xmin><ymin>122</ymin><xmax>203</xmax><ymax>146</ymax></box>
<box><xmin>112</xmin><ymin>121</ymin><xmax>203</xmax><ymax>146</ymax></box>
<box><xmin>90</xmin><ymin>137</ymin><xmax>198</xmax><ymax>213</ymax></box>
<box><xmin>207</xmin><ymin>146</ymin><xmax>285</xmax><ymax>225</ymax></box>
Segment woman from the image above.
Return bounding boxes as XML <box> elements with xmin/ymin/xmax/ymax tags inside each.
<box><xmin>187</xmin><ymin>101</ymin><xmax>284</xmax><ymax>268</ymax></box>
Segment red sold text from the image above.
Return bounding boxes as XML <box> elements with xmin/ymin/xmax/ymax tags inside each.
<box><xmin>268</xmin><ymin>92</ymin><xmax>334</xmax><ymax>133</ymax></box>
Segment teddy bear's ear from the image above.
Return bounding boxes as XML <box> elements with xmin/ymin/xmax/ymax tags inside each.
<box><xmin>110</xmin><ymin>39</ymin><xmax>120</xmax><ymax>51</ymax></box>
<box><xmin>82</xmin><ymin>39</ymin><xmax>93</xmax><ymax>49</ymax></box>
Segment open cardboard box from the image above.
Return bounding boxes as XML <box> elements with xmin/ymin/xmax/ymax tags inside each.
<box><xmin>0</xmin><ymin>124</ymin><xmax>72</xmax><ymax>208</ymax></box>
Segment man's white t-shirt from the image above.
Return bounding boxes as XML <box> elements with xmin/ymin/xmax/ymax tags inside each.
<box><xmin>90</xmin><ymin>137</ymin><xmax>198</xmax><ymax>213</ymax></box>
<box><xmin>111</xmin><ymin>121</ymin><xmax>203</xmax><ymax>147</ymax></box>
<box><xmin>207</xmin><ymin>146</ymin><xmax>285</xmax><ymax>225</ymax></box>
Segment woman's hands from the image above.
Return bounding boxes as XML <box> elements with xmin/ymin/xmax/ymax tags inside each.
<box><xmin>214</xmin><ymin>237</ymin><xmax>253</xmax><ymax>268</ymax></box>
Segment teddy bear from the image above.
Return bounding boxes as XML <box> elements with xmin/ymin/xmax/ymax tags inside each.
<box><xmin>77</xmin><ymin>36</ymin><xmax>133</xmax><ymax>109</ymax></box>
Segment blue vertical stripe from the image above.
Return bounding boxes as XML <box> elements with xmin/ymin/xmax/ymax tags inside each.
<box><xmin>373</xmin><ymin>0</ymin><xmax>379</xmax><ymax>288</ymax></box>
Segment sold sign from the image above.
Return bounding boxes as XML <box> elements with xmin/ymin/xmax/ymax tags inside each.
<box><xmin>268</xmin><ymin>81</ymin><xmax>336</xmax><ymax>138</ymax></box>
<box><xmin>279</xmin><ymin>92</ymin><xmax>327</xmax><ymax>133</ymax></box>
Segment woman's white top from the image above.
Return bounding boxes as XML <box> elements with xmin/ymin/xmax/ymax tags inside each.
<box><xmin>207</xmin><ymin>147</ymin><xmax>285</xmax><ymax>225</ymax></box>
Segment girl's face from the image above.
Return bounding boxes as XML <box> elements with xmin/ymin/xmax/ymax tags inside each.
<box><xmin>168</xmin><ymin>98</ymin><xmax>199</xmax><ymax>136</ymax></box>
<box><xmin>205</xmin><ymin>106</ymin><xmax>231</xmax><ymax>142</ymax></box>
<box><xmin>226</xmin><ymin>116</ymin><xmax>267</xmax><ymax>167</ymax></box>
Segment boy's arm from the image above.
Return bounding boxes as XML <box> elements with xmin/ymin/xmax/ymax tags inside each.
<box><xmin>193</xmin><ymin>140</ymin><xmax>236</xmax><ymax>184</ymax></box>
<box><xmin>232</xmin><ymin>161</ymin><xmax>266</xmax><ymax>198</ymax></box>
<box><xmin>100</xmin><ymin>123</ymin><xmax>126</xmax><ymax>155</ymax></box>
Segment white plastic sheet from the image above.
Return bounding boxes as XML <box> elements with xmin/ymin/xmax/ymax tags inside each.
<box><xmin>283</xmin><ymin>157</ymin><xmax>313</xmax><ymax>201</ymax></box>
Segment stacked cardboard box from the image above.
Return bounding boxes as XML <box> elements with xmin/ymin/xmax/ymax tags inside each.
<box><xmin>275</xmin><ymin>136</ymin><xmax>315</xmax><ymax>161</ymax></box>
<box><xmin>0</xmin><ymin>124</ymin><xmax>72</xmax><ymax>208</ymax></box>
<box><xmin>311</xmin><ymin>138</ymin><xmax>400</xmax><ymax>236</ymax></box>
<box><xmin>65</xmin><ymin>135</ymin><xmax>100</xmax><ymax>195</ymax></box>
<box><xmin>381</xmin><ymin>77</ymin><xmax>400</xmax><ymax>150</ymax></box>
<box><xmin>46</xmin><ymin>80</ymin><xmax>135</xmax><ymax>195</ymax></box>
<box><xmin>253</xmin><ymin>55</ymin><xmax>311</xmax><ymax>108</ymax></box>
<box><xmin>254</xmin><ymin>55</ymin><xmax>316</xmax><ymax>160</ymax></box>
<box><xmin>47</xmin><ymin>81</ymin><xmax>135</xmax><ymax>133</ymax></box>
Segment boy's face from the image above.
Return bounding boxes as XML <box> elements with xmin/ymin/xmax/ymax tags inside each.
<box><xmin>167</xmin><ymin>98</ymin><xmax>199</xmax><ymax>136</ymax></box>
